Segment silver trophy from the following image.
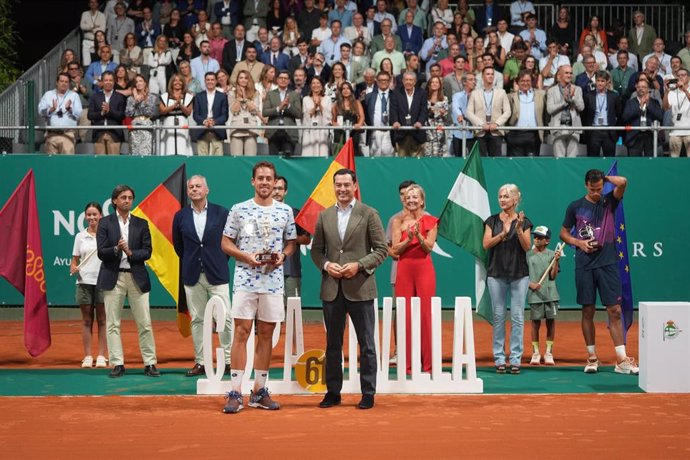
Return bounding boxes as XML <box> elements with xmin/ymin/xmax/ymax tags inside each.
<box><xmin>578</xmin><ymin>222</ymin><xmax>600</xmax><ymax>249</ymax></box>
<box><xmin>255</xmin><ymin>218</ymin><xmax>278</xmax><ymax>264</ymax></box>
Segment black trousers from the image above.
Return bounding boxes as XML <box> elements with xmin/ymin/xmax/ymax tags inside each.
<box><xmin>451</xmin><ymin>137</ymin><xmax>476</xmax><ymax>157</ymax></box>
<box><xmin>322</xmin><ymin>286</ymin><xmax>377</xmax><ymax>396</ymax></box>
<box><xmin>477</xmin><ymin>135</ymin><xmax>503</xmax><ymax>157</ymax></box>
<box><xmin>268</xmin><ymin>130</ymin><xmax>295</xmax><ymax>156</ymax></box>
<box><xmin>627</xmin><ymin>133</ymin><xmax>654</xmax><ymax>157</ymax></box>
<box><xmin>505</xmin><ymin>130</ymin><xmax>540</xmax><ymax>156</ymax></box>
<box><xmin>587</xmin><ymin>131</ymin><xmax>616</xmax><ymax>157</ymax></box>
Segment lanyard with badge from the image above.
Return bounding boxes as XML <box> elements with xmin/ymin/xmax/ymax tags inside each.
<box><xmin>484</xmin><ymin>90</ymin><xmax>493</xmax><ymax>122</ymax></box>
<box><xmin>596</xmin><ymin>93</ymin><xmax>606</xmax><ymax>125</ymax></box>
<box><xmin>676</xmin><ymin>89</ymin><xmax>687</xmax><ymax>121</ymax></box>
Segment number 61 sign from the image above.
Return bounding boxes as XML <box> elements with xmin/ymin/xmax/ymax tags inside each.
<box><xmin>294</xmin><ymin>349</ymin><xmax>326</xmax><ymax>392</ymax></box>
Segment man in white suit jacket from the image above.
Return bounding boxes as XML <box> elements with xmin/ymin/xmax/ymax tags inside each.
<box><xmin>546</xmin><ymin>65</ymin><xmax>585</xmax><ymax>158</ymax></box>
<box><xmin>465</xmin><ymin>67</ymin><xmax>512</xmax><ymax>157</ymax></box>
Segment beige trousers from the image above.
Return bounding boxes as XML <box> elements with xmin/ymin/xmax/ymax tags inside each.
<box><xmin>197</xmin><ymin>132</ymin><xmax>224</xmax><ymax>155</ymax></box>
<box><xmin>184</xmin><ymin>274</ymin><xmax>233</xmax><ymax>365</ymax></box>
<box><xmin>104</xmin><ymin>272</ymin><xmax>157</xmax><ymax>366</ymax></box>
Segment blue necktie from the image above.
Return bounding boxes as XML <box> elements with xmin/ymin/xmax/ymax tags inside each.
<box><xmin>381</xmin><ymin>93</ymin><xmax>387</xmax><ymax>112</ymax></box>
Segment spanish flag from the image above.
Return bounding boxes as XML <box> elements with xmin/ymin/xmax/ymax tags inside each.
<box><xmin>296</xmin><ymin>138</ymin><xmax>359</xmax><ymax>235</ymax></box>
<box><xmin>131</xmin><ymin>165</ymin><xmax>191</xmax><ymax>337</ymax></box>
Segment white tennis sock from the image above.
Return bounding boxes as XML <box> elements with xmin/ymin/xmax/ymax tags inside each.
<box><xmin>586</xmin><ymin>345</ymin><xmax>596</xmax><ymax>357</ymax></box>
<box><xmin>254</xmin><ymin>369</ymin><xmax>268</xmax><ymax>391</ymax></box>
<box><xmin>614</xmin><ymin>345</ymin><xmax>627</xmax><ymax>361</ymax></box>
<box><xmin>230</xmin><ymin>369</ymin><xmax>244</xmax><ymax>393</ymax></box>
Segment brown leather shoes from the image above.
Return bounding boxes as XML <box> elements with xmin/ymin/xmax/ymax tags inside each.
<box><xmin>185</xmin><ymin>363</ymin><xmax>205</xmax><ymax>377</ymax></box>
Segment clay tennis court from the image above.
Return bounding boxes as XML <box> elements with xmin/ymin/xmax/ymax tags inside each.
<box><xmin>2</xmin><ymin>317</ymin><xmax>689</xmax><ymax>459</ymax></box>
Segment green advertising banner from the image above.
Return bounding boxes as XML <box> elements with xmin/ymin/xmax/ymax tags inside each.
<box><xmin>1</xmin><ymin>156</ymin><xmax>687</xmax><ymax>309</ymax></box>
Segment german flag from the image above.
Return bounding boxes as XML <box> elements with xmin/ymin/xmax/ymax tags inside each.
<box><xmin>295</xmin><ymin>138</ymin><xmax>359</xmax><ymax>235</ymax></box>
<box><xmin>131</xmin><ymin>165</ymin><xmax>190</xmax><ymax>337</ymax></box>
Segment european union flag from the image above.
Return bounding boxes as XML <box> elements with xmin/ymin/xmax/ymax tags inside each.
<box><xmin>604</xmin><ymin>161</ymin><xmax>634</xmax><ymax>342</ymax></box>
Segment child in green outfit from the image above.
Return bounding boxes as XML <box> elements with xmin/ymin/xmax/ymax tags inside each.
<box><xmin>527</xmin><ymin>226</ymin><xmax>562</xmax><ymax>365</ymax></box>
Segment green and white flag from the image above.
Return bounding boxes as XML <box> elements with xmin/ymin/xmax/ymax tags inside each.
<box><xmin>438</xmin><ymin>144</ymin><xmax>493</xmax><ymax>324</ymax></box>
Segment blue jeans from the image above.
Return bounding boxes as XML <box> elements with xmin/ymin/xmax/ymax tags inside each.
<box><xmin>487</xmin><ymin>276</ymin><xmax>529</xmax><ymax>366</ymax></box>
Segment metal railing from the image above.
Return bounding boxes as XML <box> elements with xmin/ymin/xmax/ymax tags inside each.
<box><xmin>0</xmin><ymin>122</ymin><xmax>677</xmax><ymax>158</ymax></box>
<box><xmin>0</xmin><ymin>29</ymin><xmax>80</xmax><ymax>149</ymax></box>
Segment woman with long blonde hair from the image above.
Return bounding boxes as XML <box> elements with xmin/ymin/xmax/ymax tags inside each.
<box><xmin>228</xmin><ymin>70</ymin><xmax>262</xmax><ymax>156</ymax></box>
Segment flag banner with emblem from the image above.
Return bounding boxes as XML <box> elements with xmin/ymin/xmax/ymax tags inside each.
<box><xmin>296</xmin><ymin>138</ymin><xmax>359</xmax><ymax>235</ymax></box>
<box><xmin>604</xmin><ymin>161</ymin><xmax>634</xmax><ymax>342</ymax></box>
<box><xmin>131</xmin><ymin>165</ymin><xmax>190</xmax><ymax>336</ymax></box>
<box><xmin>0</xmin><ymin>170</ymin><xmax>51</xmax><ymax>357</ymax></box>
<box><xmin>437</xmin><ymin>143</ymin><xmax>493</xmax><ymax>324</ymax></box>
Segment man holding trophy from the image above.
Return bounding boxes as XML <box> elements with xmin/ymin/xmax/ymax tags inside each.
<box><xmin>221</xmin><ymin>161</ymin><xmax>297</xmax><ymax>414</ymax></box>
<box><xmin>559</xmin><ymin>169</ymin><xmax>639</xmax><ymax>376</ymax></box>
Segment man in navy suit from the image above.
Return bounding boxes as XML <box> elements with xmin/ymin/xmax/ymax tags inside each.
<box><xmin>397</xmin><ymin>10</ymin><xmax>423</xmax><ymax>56</ymax></box>
<box><xmin>87</xmin><ymin>71</ymin><xmax>126</xmax><ymax>155</ymax></box>
<box><xmin>390</xmin><ymin>71</ymin><xmax>428</xmax><ymax>156</ymax></box>
<box><xmin>261</xmin><ymin>37</ymin><xmax>290</xmax><ymax>72</ymax></box>
<box><xmin>97</xmin><ymin>184</ymin><xmax>158</xmax><ymax>378</ymax></box>
<box><xmin>173</xmin><ymin>175</ymin><xmax>233</xmax><ymax>377</ymax></box>
<box><xmin>621</xmin><ymin>76</ymin><xmax>664</xmax><ymax>156</ymax></box>
<box><xmin>582</xmin><ymin>71</ymin><xmax>622</xmax><ymax>157</ymax></box>
<box><xmin>192</xmin><ymin>72</ymin><xmax>229</xmax><ymax>155</ymax></box>
<box><xmin>364</xmin><ymin>70</ymin><xmax>395</xmax><ymax>156</ymax></box>
<box><xmin>221</xmin><ymin>24</ymin><xmax>250</xmax><ymax>76</ymax></box>
<box><xmin>475</xmin><ymin>0</ymin><xmax>506</xmax><ymax>35</ymax></box>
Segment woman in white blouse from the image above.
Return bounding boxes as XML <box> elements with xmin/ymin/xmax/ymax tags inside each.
<box><xmin>302</xmin><ymin>77</ymin><xmax>332</xmax><ymax>157</ymax></box>
<box><xmin>69</xmin><ymin>202</ymin><xmax>107</xmax><ymax>369</ymax></box>
<box><xmin>146</xmin><ymin>35</ymin><xmax>173</xmax><ymax>95</ymax></box>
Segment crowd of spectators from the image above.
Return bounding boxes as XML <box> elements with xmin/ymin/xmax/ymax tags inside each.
<box><xmin>37</xmin><ymin>0</ymin><xmax>690</xmax><ymax>157</ymax></box>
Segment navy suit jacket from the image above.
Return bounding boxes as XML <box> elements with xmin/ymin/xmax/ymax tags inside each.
<box><xmin>621</xmin><ymin>96</ymin><xmax>664</xmax><ymax>145</ymax></box>
<box><xmin>364</xmin><ymin>87</ymin><xmax>394</xmax><ymax>146</ymax></box>
<box><xmin>475</xmin><ymin>3</ymin><xmax>506</xmax><ymax>34</ymax></box>
<box><xmin>397</xmin><ymin>24</ymin><xmax>423</xmax><ymax>55</ymax></box>
<box><xmin>172</xmin><ymin>202</ymin><xmax>230</xmax><ymax>286</ymax></box>
<box><xmin>390</xmin><ymin>87</ymin><xmax>428</xmax><ymax>144</ymax></box>
<box><xmin>87</xmin><ymin>91</ymin><xmax>126</xmax><ymax>142</ymax></box>
<box><xmin>192</xmin><ymin>90</ymin><xmax>229</xmax><ymax>140</ymax></box>
<box><xmin>261</xmin><ymin>51</ymin><xmax>290</xmax><ymax>71</ymax></box>
<box><xmin>221</xmin><ymin>39</ymin><xmax>251</xmax><ymax>75</ymax></box>
<box><xmin>96</xmin><ymin>213</ymin><xmax>152</xmax><ymax>292</ymax></box>
<box><xmin>583</xmin><ymin>90</ymin><xmax>622</xmax><ymax>141</ymax></box>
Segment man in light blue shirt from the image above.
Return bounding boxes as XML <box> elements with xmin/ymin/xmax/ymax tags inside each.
<box><xmin>519</xmin><ymin>14</ymin><xmax>547</xmax><ymax>60</ymax></box>
<box><xmin>38</xmin><ymin>72</ymin><xmax>83</xmax><ymax>154</ymax></box>
<box><xmin>451</xmin><ymin>72</ymin><xmax>477</xmax><ymax>156</ymax></box>
<box><xmin>328</xmin><ymin>0</ymin><xmax>353</xmax><ymax>28</ymax></box>
<box><xmin>319</xmin><ymin>20</ymin><xmax>351</xmax><ymax>66</ymax></box>
<box><xmin>190</xmin><ymin>41</ymin><xmax>221</xmax><ymax>89</ymax></box>
<box><xmin>507</xmin><ymin>69</ymin><xmax>545</xmax><ymax>156</ymax></box>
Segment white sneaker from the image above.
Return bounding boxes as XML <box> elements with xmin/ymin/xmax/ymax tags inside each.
<box><xmin>95</xmin><ymin>355</ymin><xmax>108</xmax><ymax>368</ymax></box>
<box><xmin>615</xmin><ymin>357</ymin><xmax>639</xmax><ymax>375</ymax></box>
<box><xmin>584</xmin><ymin>357</ymin><xmax>599</xmax><ymax>373</ymax></box>
<box><xmin>530</xmin><ymin>353</ymin><xmax>541</xmax><ymax>365</ymax></box>
<box><xmin>81</xmin><ymin>356</ymin><xmax>93</xmax><ymax>368</ymax></box>
<box><xmin>544</xmin><ymin>352</ymin><xmax>555</xmax><ymax>366</ymax></box>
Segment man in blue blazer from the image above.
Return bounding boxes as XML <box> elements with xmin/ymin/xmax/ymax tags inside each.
<box><xmin>364</xmin><ymin>70</ymin><xmax>395</xmax><ymax>156</ymax></box>
<box><xmin>173</xmin><ymin>175</ymin><xmax>233</xmax><ymax>377</ymax></box>
<box><xmin>97</xmin><ymin>184</ymin><xmax>158</xmax><ymax>378</ymax></box>
<box><xmin>260</xmin><ymin>37</ymin><xmax>290</xmax><ymax>72</ymax></box>
<box><xmin>192</xmin><ymin>72</ymin><xmax>229</xmax><ymax>155</ymax></box>
<box><xmin>397</xmin><ymin>10</ymin><xmax>423</xmax><ymax>56</ymax></box>
<box><xmin>390</xmin><ymin>71</ymin><xmax>428</xmax><ymax>156</ymax></box>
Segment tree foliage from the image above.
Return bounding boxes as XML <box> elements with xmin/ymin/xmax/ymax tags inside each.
<box><xmin>0</xmin><ymin>0</ymin><xmax>21</xmax><ymax>93</ymax></box>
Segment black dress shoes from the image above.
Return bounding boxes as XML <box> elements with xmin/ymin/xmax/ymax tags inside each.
<box><xmin>144</xmin><ymin>364</ymin><xmax>161</xmax><ymax>377</ymax></box>
<box><xmin>109</xmin><ymin>365</ymin><xmax>125</xmax><ymax>378</ymax></box>
<box><xmin>185</xmin><ymin>363</ymin><xmax>205</xmax><ymax>377</ymax></box>
<box><xmin>357</xmin><ymin>394</ymin><xmax>375</xmax><ymax>409</ymax></box>
<box><xmin>318</xmin><ymin>392</ymin><xmax>342</xmax><ymax>408</ymax></box>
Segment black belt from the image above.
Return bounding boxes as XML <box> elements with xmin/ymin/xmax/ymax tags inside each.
<box><xmin>118</xmin><ymin>268</ymin><xmax>131</xmax><ymax>273</ymax></box>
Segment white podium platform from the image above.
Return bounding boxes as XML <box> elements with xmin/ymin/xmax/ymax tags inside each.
<box><xmin>639</xmin><ymin>301</ymin><xmax>690</xmax><ymax>393</ymax></box>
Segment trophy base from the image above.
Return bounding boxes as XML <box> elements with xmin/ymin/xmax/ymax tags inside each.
<box><xmin>256</xmin><ymin>253</ymin><xmax>279</xmax><ymax>264</ymax></box>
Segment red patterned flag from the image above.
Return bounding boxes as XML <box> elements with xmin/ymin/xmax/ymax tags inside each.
<box><xmin>0</xmin><ymin>170</ymin><xmax>51</xmax><ymax>357</ymax></box>
<box><xmin>295</xmin><ymin>138</ymin><xmax>360</xmax><ymax>234</ymax></box>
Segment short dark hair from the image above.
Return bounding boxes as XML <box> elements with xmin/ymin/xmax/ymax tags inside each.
<box><xmin>253</xmin><ymin>161</ymin><xmax>276</xmax><ymax>178</ymax></box>
<box><xmin>101</xmin><ymin>70</ymin><xmax>114</xmax><ymax>80</ymax></box>
<box><xmin>275</xmin><ymin>175</ymin><xmax>288</xmax><ymax>190</ymax></box>
<box><xmin>333</xmin><ymin>168</ymin><xmax>357</xmax><ymax>183</ymax></box>
<box><xmin>511</xmin><ymin>41</ymin><xmax>528</xmax><ymax>52</ymax></box>
<box><xmin>585</xmin><ymin>169</ymin><xmax>605</xmax><ymax>184</ymax></box>
<box><xmin>617</xmin><ymin>49</ymin><xmax>629</xmax><ymax>58</ymax></box>
<box><xmin>111</xmin><ymin>184</ymin><xmax>135</xmax><ymax>201</ymax></box>
<box><xmin>56</xmin><ymin>72</ymin><xmax>70</xmax><ymax>82</ymax></box>
<box><xmin>340</xmin><ymin>42</ymin><xmax>352</xmax><ymax>50</ymax></box>
<box><xmin>398</xmin><ymin>180</ymin><xmax>415</xmax><ymax>191</ymax></box>
<box><xmin>84</xmin><ymin>201</ymin><xmax>103</xmax><ymax>214</ymax></box>
<box><xmin>594</xmin><ymin>70</ymin><xmax>610</xmax><ymax>81</ymax></box>
<box><xmin>204</xmin><ymin>71</ymin><xmax>217</xmax><ymax>79</ymax></box>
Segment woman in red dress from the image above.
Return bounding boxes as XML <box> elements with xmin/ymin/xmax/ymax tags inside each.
<box><xmin>391</xmin><ymin>184</ymin><xmax>439</xmax><ymax>374</ymax></box>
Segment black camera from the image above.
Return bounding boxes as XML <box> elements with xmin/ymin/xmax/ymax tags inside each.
<box><xmin>56</xmin><ymin>110</ymin><xmax>64</xmax><ymax>118</ymax></box>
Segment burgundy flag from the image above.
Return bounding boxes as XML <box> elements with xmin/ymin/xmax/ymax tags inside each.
<box><xmin>0</xmin><ymin>170</ymin><xmax>51</xmax><ymax>357</ymax></box>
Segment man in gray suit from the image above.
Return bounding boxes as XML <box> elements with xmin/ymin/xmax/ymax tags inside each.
<box><xmin>311</xmin><ymin>169</ymin><xmax>388</xmax><ymax>410</ymax></box>
<box><xmin>243</xmin><ymin>0</ymin><xmax>269</xmax><ymax>30</ymax></box>
<box><xmin>262</xmin><ymin>70</ymin><xmax>303</xmax><ymax>156</ymax></box>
